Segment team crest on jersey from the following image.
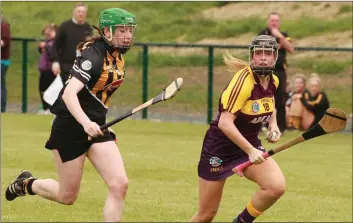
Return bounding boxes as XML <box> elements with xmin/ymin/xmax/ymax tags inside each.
<box><xmin>252</xmin><ymin>101</ymin><xmax>260</xmax><ymax>113</ymax></box>
<box><xmin>209</xmin><ymin>157</ymin><xmax>222</xmax><ymax>167</ymax></box>
<box><xmin>81</xmin><ymin>60</ymin><xmax>92</xmax><ymax>71</ymax></box>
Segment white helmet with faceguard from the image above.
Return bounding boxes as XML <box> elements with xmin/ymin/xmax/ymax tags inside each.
<box><xmin>249</xmin><ymin>35</ymin><xmax>279</xmax><ymax>76</ymax></box>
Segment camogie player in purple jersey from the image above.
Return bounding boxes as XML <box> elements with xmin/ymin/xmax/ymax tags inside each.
<box><xmin>190</xmin><ymin>35</ymin><xmax>285</xmax><ymax>223</ymax></box>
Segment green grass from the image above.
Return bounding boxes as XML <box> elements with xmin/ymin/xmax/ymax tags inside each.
<box><xmin>1</xmin><ymin>114</ymin><xmax>352</xmax><ymax>222</ymax></box>
<box><xmin>2</xmin><ymin>2</ymin><xmax>352</xmax><ymax>116</ymax></box>
<box><xmin>291</xmin><ymin>4</ymin><xmax>301</xmax><ymax>10</ymax></box>
<box><xmin>1</xmin><ymin>2</ymin><xmax>218</xmax><ymax>42</ymax></box>
<box><xmin>184</xmin><ymin>14</ymin><xmax>352</xmax><ymax>41</ymax></box>
<box><xmin>135</xmin><ymin>52</ymin><xmax>226</xmax><ymax>68</ymax></box>
<box><xmin>293</xmin><ymin>58</ymin><xmax>352</xmax><ymax>74</ymax></box>
<box><xmin>326</xmin><ymin>87</ymin><xmax>352</xmax><ymax>114</ymax></box>
<box><xmin>2</xmin><ymin>2</ymin><xmax>352</xmax><ymax>42</ymax></box>
<box><xmin>281</xmin><ymin>15</ymin><xmax>353</xmax><ymax>39</ymax></box>
<box><xmin>338</xmin><ymin>4</ymin><xmax>353</xmax><ymax>15</ymax></box>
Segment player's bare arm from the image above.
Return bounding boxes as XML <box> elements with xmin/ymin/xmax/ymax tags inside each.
<box><xmin>218</xmin><ymin>111</ymin><xmax>266</xmax><ymax>164</ymax></box>
<box><xmin>62</xmin><ymin>76</ymin><xmax>103</xmax><ymax>138</ymax></box>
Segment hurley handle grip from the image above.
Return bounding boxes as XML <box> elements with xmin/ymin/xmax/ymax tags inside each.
<box><xmin>232</xmin><ymin>151</ymin><xmax>271</xmax><ymax>177</ymax></box>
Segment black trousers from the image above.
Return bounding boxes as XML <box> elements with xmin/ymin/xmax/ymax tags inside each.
<box><xmin>1</xmin><ymin>64</ymin><xmax>8</xmax><ymax>112</ymax></box>
<box><xmin>273</xmin><ymin>69</ymin><xmax>288</xmax><ymax>133</ymax></box>
<box><xmin>39</xmin><ymin>70</ymin><xmax>56</xmax><ymax>110</ymax></box>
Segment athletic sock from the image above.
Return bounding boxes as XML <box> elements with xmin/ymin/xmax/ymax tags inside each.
<box><xmin>24</xmin><ymin>178</ymin><xmax>37</xmax><ymax>195</ymax></box>
<box><xmin>235</xmin><ymin>200</ymin><xmax>264</xmax><ymax>223</ymax></box>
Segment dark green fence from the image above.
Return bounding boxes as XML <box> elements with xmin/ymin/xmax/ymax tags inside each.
<box><xmin>10</xmin><ymin>37</ymin><xmax>353</xmax><ymax>123</ymax></box>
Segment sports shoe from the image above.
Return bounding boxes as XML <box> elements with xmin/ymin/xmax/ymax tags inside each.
<box><xmin>5</xmin><ymin>170</ymin><xmax>34</xmax><ymax>201</ymax></box>
<box><xmin>233</xmin><ymin>216</ymin><xmax>245</xmax><ymax>223</ymax></box>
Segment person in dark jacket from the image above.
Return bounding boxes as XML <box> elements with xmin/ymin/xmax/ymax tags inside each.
<box><xmin>51</xmin><ymin>2</ymin><xmax>92</xmax><ymax>84</ymax></box>
<box><xmin>259</xmin><ymin>12</ymin><xmax>294</xmax><ymax>133</ymax></box>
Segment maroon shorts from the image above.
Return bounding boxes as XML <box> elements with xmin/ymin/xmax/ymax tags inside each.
<box><xmin>197</xmin><ymin>127</ymin><xmax>266</xmax><ymax>181</ymax></box>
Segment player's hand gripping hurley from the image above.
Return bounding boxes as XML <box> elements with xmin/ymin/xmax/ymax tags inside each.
<box><xmin>233</xmin><ymin>108</ymin><xmax>347</xmax><ymax>177</ymax></box>
<box><xmin>101</xmin><ymin>78</ymin><xmax>183</xmax><ymax>130</ymax></box>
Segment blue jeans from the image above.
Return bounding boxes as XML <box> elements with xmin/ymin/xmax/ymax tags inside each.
<box><xmin>1</xmin><ymin>63</ymin><xmax>8</xmax><ymax>112</ymax></box>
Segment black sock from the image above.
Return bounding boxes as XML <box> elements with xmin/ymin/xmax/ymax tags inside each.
<box><xmin>26</xmin><ymin>178</ymin><xmax>37</xmax><ymax>195</ymax></box>
<box><xmin>235</xmin><ymin>201</ymin><xmax>263</xmax><ymax>223</ymax></box>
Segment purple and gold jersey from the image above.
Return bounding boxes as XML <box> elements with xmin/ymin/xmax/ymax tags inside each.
<box><xmin>198</xmin><ymin>66</ymin><xmax>279</xmax><ymax>180</ymax></box>
<box><xmin>211</xmin><ymin>66</ymin><xmax>279</xmax><ymax>145</ymax></box>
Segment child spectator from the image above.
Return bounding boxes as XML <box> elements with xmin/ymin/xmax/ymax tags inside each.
<box><xmin>37</xmin><ymin>23</ymin><xmax>57</xmax><ymax>114</ymax></box>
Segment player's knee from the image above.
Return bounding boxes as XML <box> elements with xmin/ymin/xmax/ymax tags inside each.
<box><xmin>268</xmin><ymin>181</ymin><xmax>286</xmax><ymax>199</ymax></box>
<box><xmin>107</xmin><ymin>176</ymin><xmax>129</xmax><ymax>199</ymax></box>
<box><xmin>197</xmin><ymin>209</ymin><xmax>218</xmax><ymax>222</ymax></box>
<box><xmin>58</xmin><ymin>191</ymin><xmax>78</xmax><ymax>205</ymax></box>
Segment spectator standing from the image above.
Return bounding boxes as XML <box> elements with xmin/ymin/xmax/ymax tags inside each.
<box><xmin>37</xmin><ymin>23</ymin><xmax>58</xmax><ymax>115</ymax></box>
<box><xmin>1</xmin><ymin>13</ymin><xmax>11</xmax><ymax>113</ymax></box>
<box><xmin>259</xmin><ymin>12</ymin><xmax>294</xmax><ymax>133</ymax></box>
<box><xmin>51</xmin><ymin>2</ymin><xmax>92</xmax><ymax>84</ymax></box>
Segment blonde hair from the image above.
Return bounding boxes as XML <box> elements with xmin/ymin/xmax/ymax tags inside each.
<box><xmin>223</xmin><ymin>51</ymin><xmax>248</xmax><ymax>72</ymax></box>
<box><xmin>309</xmin><ymin>73</ymin><xmax>321</xmax><ymax>85</ymax></box>
<box><xmin>293</xmin><ymin>73</ymin><xmax>307</xmax><ymax>84</ymax></box>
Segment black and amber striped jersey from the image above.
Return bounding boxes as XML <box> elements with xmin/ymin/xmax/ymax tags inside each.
<box><xmin>50</xmin><ymin>39</ymin><xmax>125</xmax><ymax>121</ymax></box>
<box><xmin>211</xmin><ymin>67</ymin><xmax>279</xmax><ymax>145</ymax></box>
<box><xmin>301</xmin><ymin>90</ymin><xmax>330</xmax><ymax>127</ymax></box>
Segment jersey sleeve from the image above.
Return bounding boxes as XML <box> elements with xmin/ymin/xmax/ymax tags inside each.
<box><xmin>300</xmin><ymin>90</ymin><xmax>315</xmax><ymax>112</ymax></box>
<box><xmin>70</xmin><ymin>46</ymin><xmax>103</xmax><ymax>85</ymax></box>
<box><xmin>272</xmin><ymin>74</ymin><xmax>279</xmax><ymax>89</ymax></box>
<box><xmin>282</xmin><ymin>31</ymin><xmax>291</xmax><ymax>42</ymax></box>
<box><xmin>220</xmin><ymin>69</ymin><xmax>252</xmax><ymax>115</ymax></box>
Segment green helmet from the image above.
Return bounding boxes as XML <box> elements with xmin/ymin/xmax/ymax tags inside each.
<box><xmin>98</xmin><ymin>8</ymin><xmax>136</xmax><ymax>53</ymax></box>
<box><xmin>99</xmin><ymin>8</ymin><xmax>136</xmax><ymax>32</ymax></box>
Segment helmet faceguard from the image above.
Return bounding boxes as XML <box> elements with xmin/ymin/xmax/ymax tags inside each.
<box><xmin>97</xmin><ymin>8</ymin><xmax>137</xmax><ymax>54</ymax></box>
<box><xmin>249</xmin><ymin>35</ymin><xmax>279</xmax><ymax>77</ymax></box>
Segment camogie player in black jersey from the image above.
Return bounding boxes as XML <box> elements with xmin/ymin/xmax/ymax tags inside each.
<box><xmin>5</xmin><ymin>8</ymin><xmax>136</xmax><ymax>222</ymax></box>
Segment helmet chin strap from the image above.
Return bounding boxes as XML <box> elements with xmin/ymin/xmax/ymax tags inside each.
<box><xmin>257</xmin><ymin>69</ymin><xmax>273</xmax><ymax>77</ymax></box>
<box><xmin>250</xmin><ymin>63</ymin><xmax>274</xmax><ymax>77</ymax></box>
<box><xmin>93</xmin><ymin>25</ymin><xmax>131</xmax><ymax>54</ymax></box>
<box><xmin>106</xmin><ymin>27</ymin><xmax>114</xmax><ymax>42</ymax></box>
<box><xmin>117</xmin><ymin>47</ymin><xmax>129</xmax><ymax>54</ymax></box>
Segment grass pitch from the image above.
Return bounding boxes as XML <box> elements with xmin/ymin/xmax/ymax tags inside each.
<box><xmin>1</xmin><ymin>113</ymin><xmax>352</xmax><ymax>222</ymax></box>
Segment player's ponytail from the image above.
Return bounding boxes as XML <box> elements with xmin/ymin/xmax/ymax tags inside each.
<box><xmin>77</xmin><ymin>34</ymin><xmax>103</xmax><ymax>51</ymax></box>
<box><xmin>223</xmin><ymin>51</ymin><xmax>248</xmax><ymax>73</ymax></box>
